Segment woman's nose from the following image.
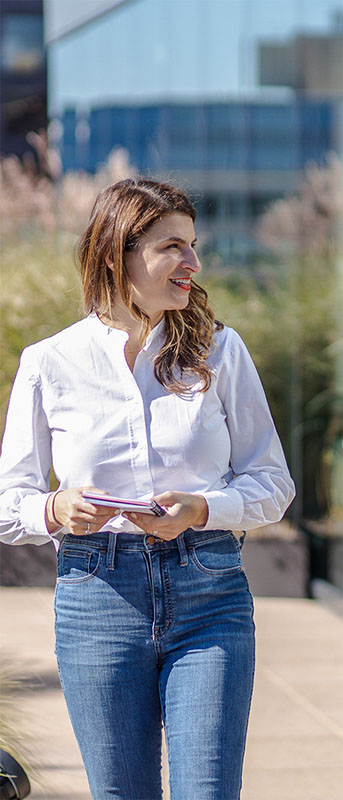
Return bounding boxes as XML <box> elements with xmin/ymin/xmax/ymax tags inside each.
<box><xmin>181</xmin><ymin>249</ymin><xmax>201</xmax><ymax>273</ymax></box>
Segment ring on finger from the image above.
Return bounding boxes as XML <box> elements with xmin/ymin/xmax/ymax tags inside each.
<box><xmin>86</xmin><ymin>522</ymin><xmax>91</xmax><ymax>534</ymax></box>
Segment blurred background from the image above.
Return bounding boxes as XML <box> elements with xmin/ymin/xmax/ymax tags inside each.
<box><xmin>0</xmin><ymin>0</ymin><xmax>342</xmax><ymax>599</ymax></box>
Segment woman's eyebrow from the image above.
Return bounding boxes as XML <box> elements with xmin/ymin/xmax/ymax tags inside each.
<box><xmin>160</xmin><ymin>236</ymin><xmax>197</xmax><ymax>245</ymax></box>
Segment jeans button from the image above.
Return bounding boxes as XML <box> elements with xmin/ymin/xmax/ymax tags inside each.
<box><xmin>147</xmin><ymin>535</ymin><xmax>157</xmax><ymax>545</ymax></box>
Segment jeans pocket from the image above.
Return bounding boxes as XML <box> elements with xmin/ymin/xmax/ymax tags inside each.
<box><xmin>190</xmin><ymin>532</ymin><xmax>242</xmax><ymax>575</ymax></box>
<box><xmin>57</xmin><ymin>545</ymin><xmax>104</xmax><ymax>584</ymax></box>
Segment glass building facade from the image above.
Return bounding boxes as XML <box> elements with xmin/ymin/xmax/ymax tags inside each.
<box><xmin>46</xmin><ymin>0</ymin><xmax>342</xmax><ymax>258</ymax></box>
<box><xmin>52</xmin><ymin>98</ymin><xmax>340</xmax><ymax>258</ymax></box>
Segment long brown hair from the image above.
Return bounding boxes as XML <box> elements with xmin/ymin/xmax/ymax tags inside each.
<box><xmin>77</xmin><ymin>178</ymin><xmax>223</xmax><ymax>393</ymax></box>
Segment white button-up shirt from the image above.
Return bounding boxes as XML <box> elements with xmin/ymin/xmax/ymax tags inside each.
<box><xmin>0</xmin><ymin>314</ymin><xmax>295</xmax><ymax>546</ymax></box>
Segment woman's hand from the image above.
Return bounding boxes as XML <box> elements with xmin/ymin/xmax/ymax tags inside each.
<box><xmin>123</xmin><ymin>491</ymin><xmax>208</xmax><ymax>541</ymax></box>
<box><xmin>45</xmin><ymin>487</ymin><xmax>120</xmax><ymax>536</ymax></box>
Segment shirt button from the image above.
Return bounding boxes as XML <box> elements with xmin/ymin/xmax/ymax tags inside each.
<box><xmin>147</xmin><ymin>535</ymin><xmax>157</xmax><ymax>545</ymax></box>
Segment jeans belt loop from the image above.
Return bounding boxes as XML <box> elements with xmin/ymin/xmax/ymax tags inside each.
<box><xmin>106</xmin><ymin>533</ymin><xmax>118</xmax><ymax>570</ymax></box>
<box><xmin>176</xmin><ymin>531</ymin><xmax>188</xmax><ymax>567</ymax></box>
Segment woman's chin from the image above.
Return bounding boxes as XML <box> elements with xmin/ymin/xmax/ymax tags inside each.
<box><xmin>164</xmin><ymin>294</ymin><xmax>190</xmax><ymax>311</ymax></box>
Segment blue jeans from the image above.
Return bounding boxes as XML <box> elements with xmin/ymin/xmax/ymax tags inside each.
<box><xmin>54</xmin><ymin>528</ymin><xmax>255</xmax><ymax>800</ymax></box>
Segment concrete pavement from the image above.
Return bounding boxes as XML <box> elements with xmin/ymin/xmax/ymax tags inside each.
<box><xmin>1</xmin><ymin>588</ymin><xmax>342</xmax><ymax>800</ymax></box>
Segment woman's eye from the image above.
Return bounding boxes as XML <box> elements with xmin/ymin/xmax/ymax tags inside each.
<box><xmin>166</xmin><ymin>243</ymin><xmax>179</xmax><ymax>249</ymax></box>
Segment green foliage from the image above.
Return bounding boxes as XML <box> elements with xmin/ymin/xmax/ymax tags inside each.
<box><xmin>202</xmin><ymin>252</ymin><xmax>342</xmax><ymax>518</ymax></box>
<box><xmin>0</xmin><ymin>235</ymin><xmax>82</xmax><ymax>428</ymax></box>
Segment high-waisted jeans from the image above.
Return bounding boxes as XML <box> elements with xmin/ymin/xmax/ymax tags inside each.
<box><xmin>54</xmin><ymin>528</ymin><xmax>255</xmax><ymax>800</ymax></box>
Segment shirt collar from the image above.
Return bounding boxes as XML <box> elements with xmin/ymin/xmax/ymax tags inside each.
<box><xmin>88</xmin><ymin>313</ymin><xmax>165</xmax><ymax>351</ymax></box>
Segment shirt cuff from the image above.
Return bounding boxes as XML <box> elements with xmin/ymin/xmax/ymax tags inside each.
<box><xmin>192</xmin><ymin>488</ymin><xmax>244</xmax><ymax>532</ymax></box>
<box><xmin>20</xmin><ymin>492</ymin><xmax>66</xmax><ymax>541</ymax></box>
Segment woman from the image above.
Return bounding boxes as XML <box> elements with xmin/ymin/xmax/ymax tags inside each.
<box><xmin>0</xmin><ymin>179</ymin><xmax>295</xmax><ymax>799</ymax></box>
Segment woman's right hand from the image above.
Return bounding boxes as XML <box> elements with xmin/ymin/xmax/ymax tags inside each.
<box><xmin>45</xmin><ymin>487</ymin><xmax>120</xmax><ymax>536</ymax></box>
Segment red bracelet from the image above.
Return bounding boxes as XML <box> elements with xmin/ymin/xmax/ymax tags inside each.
<box><xmin>50</xmin><ymin>491</ymin><xmax>61</xmax><ymax>526</ymax></box>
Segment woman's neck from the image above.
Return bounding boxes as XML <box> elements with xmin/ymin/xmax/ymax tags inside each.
<box><xmin>99</xmin><ymin>295</ymin><xmax>163</xmax><ymax>338</ymax></box>
<box><xmin>98</xmin><ymin>300</ymin><xmax>163</xmax><ymax>372</ymax></box>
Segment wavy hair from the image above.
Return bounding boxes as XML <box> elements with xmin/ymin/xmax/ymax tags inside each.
<box><xmin>77</xmin><ymin>178</ymin><xmax>223</xmax><ymax>393</ymax></box>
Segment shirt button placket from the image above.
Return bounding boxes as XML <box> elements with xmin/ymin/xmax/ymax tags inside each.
<box><xmin>125</xmin><ymin>372</ymin><xmax>154</xmax><ymax>497</ymax></box>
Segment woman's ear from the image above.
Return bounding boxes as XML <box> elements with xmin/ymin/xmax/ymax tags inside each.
<box><xmin>105</xmin><ymin>254</ymin><xmax>114</xmax><ymax>271</ymax></box>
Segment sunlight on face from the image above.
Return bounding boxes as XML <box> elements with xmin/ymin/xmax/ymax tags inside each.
<box><xmin>124</xmin><ymin>213</ymin><xmax>201</xmax><ymax>325</ymax></box>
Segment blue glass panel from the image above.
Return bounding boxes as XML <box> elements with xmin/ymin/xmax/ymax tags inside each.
<box><xmin>61</xmin><ymin>110</ymin><xmax>77</xmax><ymax>171</ymax></box>
<box><xmin>299</xmin><ymin>102</ymin><xmax>333</xmax><ymax>166</ymax></box>
<box><xmin>249</xmin><ymin>104</ymin><xmax>301</xmax><ymax>169</ymax></box>
<box><xmin>251</xmin><ymin>104</ymin><xmax>297</xmax><ymax>134</ymax></box>
<box><xmin>88</xmin><ymin>107</ymin><xmax>115</xmax><ymax>170</ymax></box>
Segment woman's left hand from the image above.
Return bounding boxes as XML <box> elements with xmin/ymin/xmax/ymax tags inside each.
<box><xmin>123</xmin><ymin>491</ymin><xmax>208</xmax><ymax>540</ymax></box>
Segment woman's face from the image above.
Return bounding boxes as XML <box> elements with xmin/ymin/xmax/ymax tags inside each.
<box><xmin>124</xmin><ymin>213</ymin><xmax>201</xmax><ymax>325</ymax></box>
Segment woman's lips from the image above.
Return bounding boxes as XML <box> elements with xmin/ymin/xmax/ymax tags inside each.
<box><xmin>169</xmin><ymin>279</ymin><xmax>191</xmax><ymax>291</ymax></box>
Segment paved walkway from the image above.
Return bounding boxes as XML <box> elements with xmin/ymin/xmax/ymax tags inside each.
<box><xmin>1</xmin><ymin>588</ymin><xmax>342</xmax><ymax>800</ymax></box>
